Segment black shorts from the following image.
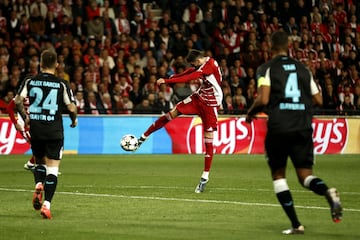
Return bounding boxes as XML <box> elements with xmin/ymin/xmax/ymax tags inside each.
<box><xmin>31</xmin><ymin>139</ymin><xmax>64</xmax><ymax>160</ymax></box>
<box><xmin>265</xmin><ymin>130</ymin><xmax>314</xmax><ymax>172</ymax></box>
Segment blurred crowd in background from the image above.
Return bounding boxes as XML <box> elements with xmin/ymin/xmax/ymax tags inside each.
<box><xmin>0</xmin><ymin>0</ymin><xmax>359</xmax><ymax>115</ymax></box>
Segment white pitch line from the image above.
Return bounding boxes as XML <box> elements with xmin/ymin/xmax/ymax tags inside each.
<box><xmin>59</xmin><ymin>185</ymin><xmax>360</xmax><ymax>196</ymax></box>
<box><xmin>0</xmin><ymin>187</ymin><xmax>359</xmax><ymax>213</ymax></box>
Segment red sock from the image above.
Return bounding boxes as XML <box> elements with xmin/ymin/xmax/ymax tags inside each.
<box><xmin>144</xmin><ymin>113</ymin><xmax>172</xmax><ymax>137</ymax></box>
<box><xmin>29</xmin><ymin>155</ymin><xmax>35</xmax><ymax>164</ymax></box>
<box><xmin>204</xmin><ymin>137</ymin><xmax>214</xmax><ymax>171</ymax></box>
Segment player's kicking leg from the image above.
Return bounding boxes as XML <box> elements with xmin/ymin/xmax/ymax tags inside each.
<box><xmin>137</xmin><ymin>134</ymin><xmax>148</xmax><ymax>149</ymax></box>
<box><xmin>136</xmin><ymin>112</ymin><xmax>175</xmax><ymax>150</ymax></box>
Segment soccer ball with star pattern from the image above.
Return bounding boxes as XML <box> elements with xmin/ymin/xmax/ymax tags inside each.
<box><xmin>120</xmin><ymin>134</ymin><xmax>139</xmax><ymax>151</ymax></box>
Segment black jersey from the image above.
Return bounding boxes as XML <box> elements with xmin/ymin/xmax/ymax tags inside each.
<box><xmin>256</xmin><ymin>55</ymin><xmax>315</xmax><ymax>134</ymax></box>
<box><xmin>18</xmin><ymin>73</ymin><xmax>75</xmax><ymax>140</ymax></box>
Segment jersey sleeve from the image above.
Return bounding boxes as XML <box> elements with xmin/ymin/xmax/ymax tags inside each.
<box><xmin>310</xmin><ymin>74</ymin><xmax>320</xmax><ymax>95</ymax></box>
<box><xmin>17</xmin><ymin>78</ymin><xmax>30</xmax><ymax>98</ymax></box>
<box><xmin>256</xmin><ymin>64</ymin><xmax>271</xmax><ymax>87</ymax></box>
<box><xmin>165</xmin><ymin>69</ymin><xmax>202</xmax><ymax>84</ymax></box>
<box><xmin>169</xmin><ymin>67</ymin><xmax>196</xmax><ymax>79</ymax></box>
<box><xmin>62</xmin><ymin>80</ymin><xmax>76</xmax><ymax>105</ymax></box>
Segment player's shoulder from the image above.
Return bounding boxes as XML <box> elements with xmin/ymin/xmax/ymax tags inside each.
<box><xmin>256</xmin><ymin>60</ymin><xmax>272</xmax><ymax>76</ymax></box>
<box><xmin>205</xmin><ymin>57</ymin><xmax>216</xmax><ymax>65</ymax></box>
<box><xmin>17</xmin><ymin>75</ymin><xmax>33</xmax><ymax>90</ymax></box>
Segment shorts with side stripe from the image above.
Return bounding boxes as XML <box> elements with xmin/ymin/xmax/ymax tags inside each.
<box><xmin>176</xmin><ymin>94</ymin><xmax>218</xmax><ymax>132</ymax></box>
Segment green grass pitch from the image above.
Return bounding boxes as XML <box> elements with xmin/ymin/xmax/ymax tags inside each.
<box><xmin>0</xmin><ymin>154</ymin><xmax>359</xmax><ymax>240</ymax></box>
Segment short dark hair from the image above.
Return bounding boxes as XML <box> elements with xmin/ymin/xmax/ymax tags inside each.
<box><xmin>40</xmin><ymin>50</ymin><xmax>57</xmax><ymax>69</ymax></box>
<box><xmin>186</xmin><ymin>49</ymin><xmax>204</xmax><ymax>63</ymax></box>
<box><xmin>271</xmin><ymin>31</ymin><xmax>289</xmax><ymax>52</ymax></box>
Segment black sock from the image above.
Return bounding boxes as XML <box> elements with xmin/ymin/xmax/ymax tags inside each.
<box><xmin>44</xmin><ymin>174</ymin><xmax>58</xmax><ymax>202</ymax></box>
<box><xmin>276</xmin><ymin>190</ymin><xmax>301</xmax><ymax>228</ymax></box>
<box><xmin>309</xmin><ymin>178</ymin><xmax>328</xmax><ymax>196</ymax></box>
<box><xmin>34</xmin><ymin>165</ymin><xmax>46</xmax><ymax>184</ymax></box>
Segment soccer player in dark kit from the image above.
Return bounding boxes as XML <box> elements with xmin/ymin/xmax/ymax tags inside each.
<box><xmin>15</xmin><ymin>49</ymin><xmax>78</xmax><ymax>219</ymax></box>
<box><xmin>246</xmin><ymin>31</ymin><xmax>342</xmax><ymax>234</ymax></box>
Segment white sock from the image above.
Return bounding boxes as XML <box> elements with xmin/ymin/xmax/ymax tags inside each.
<box><xmin>43</xmin><ymin>200</ymin><xmax>51</xmax><ymax>209</ymax></box>
<box><xmin>201</xmin><ymin>171</ymin><xmax>209</xmax><ymax>180</ymax></box>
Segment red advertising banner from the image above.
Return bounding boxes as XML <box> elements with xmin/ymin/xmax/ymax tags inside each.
<box><xmin>165</xmin><ymin>116</ymin><xmax>359</xmax><ymax>155</ymax></box>
<box><xmin>0</xmin><ymin>115</ymin><xmax>359</xmax><ymax>155</ymax></box>
<box><xmin>0</xmin><ymin>117</ymin><xmax>30</xmax><ymax>154</ymax></box>
<box><xmin>165</xmin><ymin>117</ymin><xmax>267</xmax><ymax>154</ymax></box>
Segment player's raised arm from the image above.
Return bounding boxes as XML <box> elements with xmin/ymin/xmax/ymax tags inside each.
<box><xmin>160</xmin><ymin>70</ymin><xmax>202</xmax><ymax>85</ymax></box>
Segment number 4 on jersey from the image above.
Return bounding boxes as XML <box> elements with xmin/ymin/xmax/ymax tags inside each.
<box><xmin>284</xmin><ymin>72</ymin><xmax>301</xmax><ymax>103</ymax></box>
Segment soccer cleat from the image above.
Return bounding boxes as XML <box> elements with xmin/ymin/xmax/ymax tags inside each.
<box><xmin>282</xmin><ymin>225</ymin><xmax>305</xmax><ymax>235</ymax></box>
<box><xmin>24</xmin><ymin>162</ymin><xmax>35</xmax><ymax>171</ymax></box>
<box><xmin>32</xmin><ymin>183</ymin><xmax>43</xmax><ymax>210</ymax></box>
<box><xmin>136</xmin><ymin>135</ymin><xmax>147</xmax><ymax>149</ymax></box>
<box><xmin>40</xmin><ymin>205</ymin><xmax>52</xmax><ymax>219</ymax></box>
<box><xmin>194</xmin><ymin>178</ymin><xmax>209</xmax><ymax>193</ymax></box>
<box><xmin>326</xmin><ymin>188</ymin><xmax>342</xmax><ymax>223</ymax></box>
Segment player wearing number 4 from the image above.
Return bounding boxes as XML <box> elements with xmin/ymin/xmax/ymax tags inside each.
<box><xmin>15</xmin><ymin>50</ymin><xmax>78</xmax><ymax>219</ymax></box>
<box><xmin>246</xmin><ymin>31</ymin><xmax>342</xmax><ymax>234</ymax></box>
<box><xmin>136</xmin><ymin>49</ymin><xmax>223</xmax><ymax>193</ymax></box>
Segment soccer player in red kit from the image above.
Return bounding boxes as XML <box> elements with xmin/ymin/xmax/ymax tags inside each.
<box><xmin>7</xmin><ymin>98</ymin><xmax>36</xmax><ymax>170</ymax></box>
<box><xmin>136</xmin><ymin>49</ymin><xmax>223</xmax><ymax>193</ymax></box>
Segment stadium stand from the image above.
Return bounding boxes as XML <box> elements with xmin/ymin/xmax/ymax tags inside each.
<box><xmin>0</xmin><ymin>0</ymin><xmax>359</xmax><ymax>115</ymax></box>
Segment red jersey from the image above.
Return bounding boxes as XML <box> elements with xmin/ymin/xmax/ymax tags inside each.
<box><xmin>166</xmin><ymin>57</ymin><xmax>223</xmax><ymax>107</ymax></box>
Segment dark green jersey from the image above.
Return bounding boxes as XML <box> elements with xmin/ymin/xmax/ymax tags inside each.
<box><xmin>18</xmin><ymin>73</ymin><xmax>75</xmax><ymax>140</ymax></box>
<box><xmin>256</xmin><ymin>55</ymin><xmax>318</xmax><ymax>134</ymax></box>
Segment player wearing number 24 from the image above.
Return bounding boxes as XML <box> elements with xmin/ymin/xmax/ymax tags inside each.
<box><xmin>245</xmin><ymin>31</ymin><xmax>342</xmax><ymax>234</ymax></box>
<box><xmin>15</xmin><ymin>50</ymin><xmax>78</xmax><ymax>219</ymax></box>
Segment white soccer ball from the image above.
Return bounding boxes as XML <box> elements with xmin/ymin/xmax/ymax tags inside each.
<box><xmin>120</xmin><ymin>134</ymin><xmax>139</xmax><ymax>151</ymax></box>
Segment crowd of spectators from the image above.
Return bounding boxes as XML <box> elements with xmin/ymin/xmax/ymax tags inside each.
<box><xmin>0</xmin><ymin>0</ymin><xmax>359</xmax><ymax>116</ymax></box>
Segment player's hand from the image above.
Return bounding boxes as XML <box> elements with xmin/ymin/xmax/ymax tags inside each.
<box><xmin>156</xmin><ymin>78</ymin><xmax>165</xmax><ymax>86</ymax></box>
<box><xmin>70</xmin><ymin>119</ymin><xmax>78</xmax><ymax>128</ymax></box>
